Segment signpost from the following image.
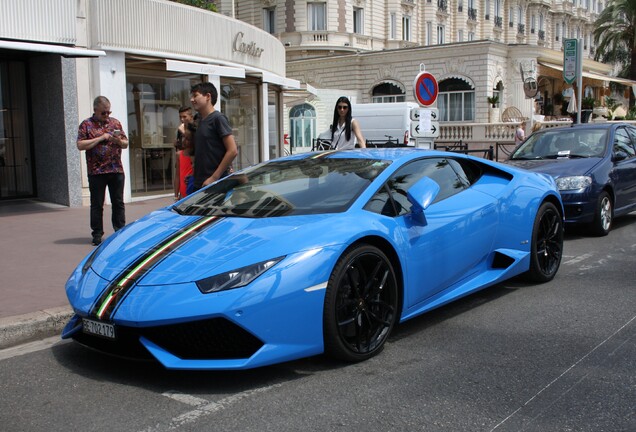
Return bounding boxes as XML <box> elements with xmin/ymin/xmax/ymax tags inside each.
<box><xmin>563</xmin><ymin>38</ymin><xmax>583</xmax><ymax>123</ymax></box>
<box><xmin>413</xmin><ymin>72</ymin><xmax>439</xmax><ymax>107</ymax></box>
<box><xmin>412</xmin><ymin>66</ymin><xmax>439</xmax><ymax>148</ymax></box>
<box><xmin>410</xmin><ymin>121</ymin><xmax>440</xmax><ymax>138</ymax></box>
<box><xmin>563</xmin><ymin>39</ymin><xmax>577</xmax><ymax>85</ymax></box>
<box><xmin>410</xmin><ymin>107</ymin><xmax>439</xmax><ymax>121</ymax></box>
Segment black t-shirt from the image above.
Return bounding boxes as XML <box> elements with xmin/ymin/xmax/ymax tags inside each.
<box><xmin>193</xmin><ymin>111</ymin><xmax>233</xmax><ymax>189</ymax></box>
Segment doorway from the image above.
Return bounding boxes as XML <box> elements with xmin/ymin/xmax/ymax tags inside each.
<box><xmin>0</xmin><ymin>60</ymin><xmax>34</xmax><ymax>199</ymax></box>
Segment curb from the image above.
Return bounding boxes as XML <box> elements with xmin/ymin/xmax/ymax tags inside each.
<box><xmin>0</xmin><ymin>306</ymin><xmax>73</xmax><ymax>350</ymax></box>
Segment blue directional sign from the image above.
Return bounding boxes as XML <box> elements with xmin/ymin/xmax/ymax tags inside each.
<box><xmin>413</xmin><ymin>72</ymin><xmax>439</xmax><ymax>106</ymax></box>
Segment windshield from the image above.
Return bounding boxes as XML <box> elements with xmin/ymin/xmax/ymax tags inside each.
<box><xmin>510</xmin><ymin>128</ymin><xmax>608</xmax><ymax>160</ymax></box>
<box><xmin>174</xmin><ymin>157</ymin><xmax>391</xmax><ymax>217</ymax></box>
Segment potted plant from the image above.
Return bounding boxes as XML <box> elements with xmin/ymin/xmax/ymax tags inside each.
<box><xmin>581</xmin><ymin>97</ymin><xmax>596</xmax><ymax>123</ymax></box>
<box><xmin>487</xmin><ymin>95</ymin><xmax>500</xmax><ymax>122</ymax></box>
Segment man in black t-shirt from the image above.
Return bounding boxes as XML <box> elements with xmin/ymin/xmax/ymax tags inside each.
<box><xmin>190</xmin><ymin>82</ymin><xmax>238</xmax><ymax>190</ymax></box>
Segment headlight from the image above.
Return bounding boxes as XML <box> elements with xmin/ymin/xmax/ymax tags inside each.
<box><xmin>196</xmin><ymin>257</ymin><xmax>285</xmax><ymax>294</ymax></box>
<box><xmin>556</xmin><ymin>176</ymin><xmax>592</xmax><ymax>191</ymax></box>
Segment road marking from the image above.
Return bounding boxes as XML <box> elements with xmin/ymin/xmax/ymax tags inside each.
<box><xmin>162</xmin><ymin>391</ymin><xmax>209</xmax><ymax>407</ymax></box>
<box><xmin>142</xmin><ymin>384</ymin><xmax>282</xmax><ymax>432</ymax></box>
<box><xmin>0</xmin><ymin>336</ymin><xmax>64</xmax><ymax>361</ymax></box>
<box><xmin>489</xmin><ymin>313</ymin><xmax>636</xmax><ymax>431</ymax></box>
<box><xmin>562</xmin><ymin>253</ymin><xmax>593</xmax><ymax>265</ymax></box>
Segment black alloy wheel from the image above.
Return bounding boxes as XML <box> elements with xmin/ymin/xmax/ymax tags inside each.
<box><xmin>526</xmin><ymin>201</ymin><xmax>564</xmax><ymax>282</ymax></box>
<box><xmin>323</xmin><ymin>244</ymin><xmax>399</xmax><ymax>362</ymax></box>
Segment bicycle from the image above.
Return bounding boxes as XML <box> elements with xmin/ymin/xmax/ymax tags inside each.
<box><xmin>312</xmin><ymin>138</ymin><xmax>335</xmax><ymax>151</ymax></box>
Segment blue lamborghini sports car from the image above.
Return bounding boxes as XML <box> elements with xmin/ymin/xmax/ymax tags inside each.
<box><xmin>63</xmin><ymin>148</ymin><xmax>564</xmax><ymax>370</ymax></box>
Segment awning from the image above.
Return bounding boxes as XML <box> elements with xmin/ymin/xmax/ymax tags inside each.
<box><xmin>166</xmin><ymin>59</ymin><xmax>245</xmax><ymax>78</ymax></box>
<box><xmin>538</xmin><ymin>61</ymin><xmax>636</xmax><ymax>86</ymax></box>
<box><xmin>166</xmin><ymin>59</ymin><xmax>300</xmax><ymax>90</ymax></box>
<box><xmin>0</xmin><ymin>40</ymin><xmax>105</xmax><ymax>57</ymax></box>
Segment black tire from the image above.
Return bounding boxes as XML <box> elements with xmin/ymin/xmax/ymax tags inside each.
<box><xmin>526</xmin><ymin>201</ymin><xmax>563</xmax><ymax>283</ymax></box>
<box><xmin>589</xmin><ymin>191</ymin><xmax>612</xmax><ymax>237</ymax></box>
<box><xmin>323</xmin><ymin>244</ymin><xmax>399</xmax><ymax>362</ymax></box>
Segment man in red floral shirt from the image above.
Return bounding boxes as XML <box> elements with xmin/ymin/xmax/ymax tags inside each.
<box><xmin>77</xmin><ymin>96</ymin><xmax>128</xmax><ymax>246</ymax></box>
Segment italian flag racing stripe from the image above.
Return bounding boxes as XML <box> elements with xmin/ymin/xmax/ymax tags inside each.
<box><xmin>91</xmin><ymin>216</ymin><xmax>220</xmax><ymax>321</ymax></box>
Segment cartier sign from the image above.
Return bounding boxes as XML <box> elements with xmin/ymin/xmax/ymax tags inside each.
<box><xmin>233</xmin><ymin>32</ymin><xmax>264</xmax><ymax>58</ymax></box>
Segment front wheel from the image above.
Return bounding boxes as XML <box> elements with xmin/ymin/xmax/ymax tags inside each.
<box><xmin>323</xmin><ymin>244</ymin><xmax>399</xmax><ymax>362</ymax></box>
<box><xmin>526</xmin><ymin>202</ymin><xmax>563</xmax><ymax>283</ymax></box>
<box><xmin>589</xmin><ymin>191</ymin><xmax>612</xmax><ymax>237</ymax></box>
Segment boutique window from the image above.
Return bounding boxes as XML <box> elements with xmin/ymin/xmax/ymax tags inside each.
<box><xmin>126</xmin><ymin>59</ymin><xmax>202</xmax><ymax>198</ymax></box>
<box><xmin>220</xmin><ymin>78</ymin><xmax>260</xmax><ymax>170</ymax></box>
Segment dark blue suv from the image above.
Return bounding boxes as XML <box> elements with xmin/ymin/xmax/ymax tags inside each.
<box><xmin>506</xmin><ymin>123</ymin><xmax>636</xmax><ymax>236</ymax></box>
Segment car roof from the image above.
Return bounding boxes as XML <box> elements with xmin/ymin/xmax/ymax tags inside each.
<box><xmin>285</xmin><ymin>148</ymin><xmax>458</xmax><ymax>163</ymax></box>
<box><xmin>539</xmin><ymin>122</ymin><xmax>629</xmax><ymax>132</ymax></box>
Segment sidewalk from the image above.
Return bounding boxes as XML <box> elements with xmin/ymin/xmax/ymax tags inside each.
<box><xmin>0</xmin><ymin>196</ymin><xmax>173</xmax><ymax>349</ymax></box>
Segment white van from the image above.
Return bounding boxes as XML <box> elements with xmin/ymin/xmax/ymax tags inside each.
<box><xmin>352</xmin><ymin>102</ymin><xmax>418</xmax><ymax>146</ymax></box>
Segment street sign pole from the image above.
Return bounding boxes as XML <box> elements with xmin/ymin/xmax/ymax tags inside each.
<box><xmin>576</xmin><ymin>38</ymin><xmax>583</xmax><ymax>124</ymax></box>
<box><xmin>412</xmin><ymin>65</ymin><xmax>439</xmax><ymax>149</ymax></box>
<box><xmin>564</xmin><ymin>38</ymin><xmax>583</xmax><ymax>123</ymax></box>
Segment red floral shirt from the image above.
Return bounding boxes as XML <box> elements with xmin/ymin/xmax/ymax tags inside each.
<box><xmin>77</xmin><ymin>116</ymin><xmax>127</xmax><ymax>175</ymax></box>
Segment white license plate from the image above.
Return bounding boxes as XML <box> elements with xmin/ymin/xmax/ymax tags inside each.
<box><xmin>82</xmin><ymin>318</ymin><xmax>116</xmax><ymax>340</ymax></box>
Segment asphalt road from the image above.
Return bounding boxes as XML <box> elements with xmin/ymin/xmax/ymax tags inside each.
<box><xmin>1</xmin><ymin>215</ymin><xmax>635</xmax><ymax>432</ymax></box>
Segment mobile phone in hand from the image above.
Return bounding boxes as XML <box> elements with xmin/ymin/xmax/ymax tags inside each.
<box><xmin>113</xmin><ymin>130</ymin><xmax>121</xmax><ymax>136</ymax></box>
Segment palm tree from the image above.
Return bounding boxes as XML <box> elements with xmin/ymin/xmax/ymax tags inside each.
<box><xmin>593</xmin><ymin>0</ymin><xmax>636</xmax><ymax>108</ymax></box>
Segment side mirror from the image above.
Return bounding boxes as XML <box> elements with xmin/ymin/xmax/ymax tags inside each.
<box><xmin>613</xmin><ymin>151</ymin><xmax>628</xmax><ymax>162</ymax></box>
<box><xmin>407</xmin><ymin>177</ymin><xmax>440</xmax><ymax>224</ymax></box>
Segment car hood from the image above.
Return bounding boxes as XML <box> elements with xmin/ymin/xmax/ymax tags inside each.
<box><xmin>88</xmin><ymin>207</ymin><xmax>348</xmax><ymax>285</ymax></box>
<box><xmin>505</xmin><ymin>157</ymin><xmax>602</xmax><ymax>178</ymax></box>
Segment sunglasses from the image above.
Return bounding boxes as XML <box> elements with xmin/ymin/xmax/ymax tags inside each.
<box><xmin>337</xmin><ymin>105</ymin><xmax>349</xmax><ymax>110</ymax></box>
<box><xmin>101</xmin><ymin>111</ymin><xmax>112</xmax><ymax>115</ymax></box>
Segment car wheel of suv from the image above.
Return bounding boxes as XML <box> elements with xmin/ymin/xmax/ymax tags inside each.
<box><xmin>590</xmin><ymin>191</ymin><xmax>612</xmax><ymax>237</ymax></box>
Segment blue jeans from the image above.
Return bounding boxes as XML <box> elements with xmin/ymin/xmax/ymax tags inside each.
<box><xmin>88</xmin><ymin>173</ymin><xmax>125</xmax><ymax>238</ymax></box>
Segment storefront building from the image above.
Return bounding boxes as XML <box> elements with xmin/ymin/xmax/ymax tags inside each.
<box><xmin>0</xmin><ymin>0</ymin><xmax>297</xmax><ymax>206</ymax></box>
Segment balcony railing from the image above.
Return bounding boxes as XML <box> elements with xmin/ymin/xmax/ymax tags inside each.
<box><xmin>538</xmin><ymin>30</ymin><xmax>545</xmax><ymax>40</ymax></box>
<box><xmin>438</xmin><ymin>0</ymin><xmax>448</xmax><ymax>12</ymax></box>
<box><xmin>468</xmin><ymin>8</ymin><xmax>477</xmax><ymax>20</ymax></box>
<box><xmin>494</xmin><ymin>16</ymin><xmax>502</xmax><ymax>28</ymax></box>
<box><xmin>518</xmin><ymin>24</ymin><xmax>525</xmax><ymax>35</ymax></box>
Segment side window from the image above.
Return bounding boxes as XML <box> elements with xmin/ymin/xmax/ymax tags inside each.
<box><xmin>624</xmin><ymin>126</ymin><xmax>636</xmax><ymax>154</ymax></box>
<box><xmin>613</xmin><ymin>127</ymin><xmax>636</xmax><ymax>158</ymax></box>
<box><xmin>364</xmin><ymin>158</ymin><xmax>467</xmax><ymax>217</ymax></box>
<box><xmin>448</xmin><ymin>158</ymin><xmax>483</xmax><ymax>186</ymax></box>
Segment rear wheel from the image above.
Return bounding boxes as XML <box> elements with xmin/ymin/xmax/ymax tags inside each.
<box><xmin>323</xmin><ymin>244</ymin><xmax>398</xmax><ymax>362</ymax></box>
<box><xmin>526</xmin><ymin>202</ymin><xmax>563</xmax><ymax>283</ymax></box>
<box><xmin>589</xmin><ymin>191</ymin><xmax>612</xmax><ymax>237</ymax></box>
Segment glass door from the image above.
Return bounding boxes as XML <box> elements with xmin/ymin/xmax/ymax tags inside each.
<box><xmin>0</xmin><ymin>60</ymin><xmax>34</xmax><ymax>199</ymax></box>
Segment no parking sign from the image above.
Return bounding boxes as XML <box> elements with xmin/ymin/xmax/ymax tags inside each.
<box><xmin>413</xmin><ymin>72</ymin><xmax>439</xmax><ymax>106</ymax></box>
